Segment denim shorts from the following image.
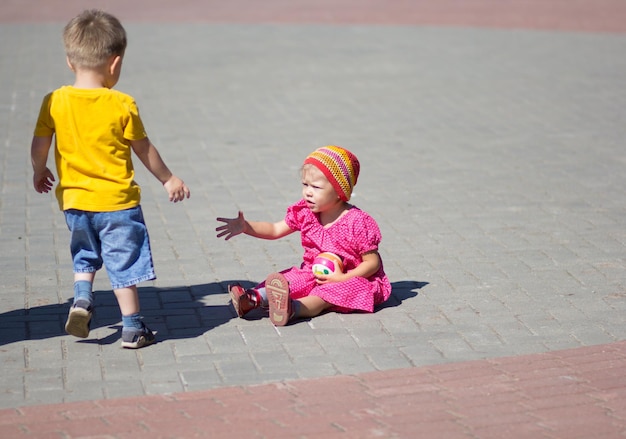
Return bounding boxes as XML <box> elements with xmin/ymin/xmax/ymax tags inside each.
<box><xmin>64</xmin><ymin>206</ymin><xmax>156</xmax><ymax>289</ymax></box>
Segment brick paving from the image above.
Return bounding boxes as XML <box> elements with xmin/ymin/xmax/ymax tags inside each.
<box><xmin>1</xmin><ymin>1</ymin><xmax>626</xmax><ymax>438</ymax></box>
<box><xmin>1</xmin><ymin>341</ymin><xmax>625</xmax><ymax>438</ymax></box>
<box><xmin>3</xmin><ymin>0</ymin><xmax>626</xmax><ymax>32</ymax></box>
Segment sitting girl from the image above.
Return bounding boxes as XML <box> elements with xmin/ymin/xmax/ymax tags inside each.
<box><xmin>216</xmin><ymin>145</ymin><xmax>391</xmax><ymax>326</ymax></box>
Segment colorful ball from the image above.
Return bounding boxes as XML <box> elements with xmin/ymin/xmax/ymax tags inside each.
<box><xmin>312</xmin><ymin>252</ymin><xmax>344</xmax><ymax>276</ymax></box>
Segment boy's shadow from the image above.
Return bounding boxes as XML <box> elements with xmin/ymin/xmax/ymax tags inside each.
<box><xmin>0</xmin><ymin>281</ymin><xmax>243</xmax><ymax>347</ymax></box>
<box><xmin>0</xmin><ymin>280</ymin><xmax>427</xmax><ymax>346</ymax></box>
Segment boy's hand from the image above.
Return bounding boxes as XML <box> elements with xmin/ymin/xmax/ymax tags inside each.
<box><xmin>164</xmin><ymin>175</ymin><xmax>190</xmax><ymax>202</ymax></box>
<box><xmin>216</xmin><ymin>211</ymin><xmax>245</xmax><ymax>240</ymax></box>
<box><xmin>33</xmin><ymin>168</ymin><xmax>55</xmax><ymax>193</ymax></box>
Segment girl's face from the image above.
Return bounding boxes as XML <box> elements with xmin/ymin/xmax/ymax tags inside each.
<box><xmin>301</xmin><ymin>164</ymin><xmax>342</xmax><ymax>213</ymax></box>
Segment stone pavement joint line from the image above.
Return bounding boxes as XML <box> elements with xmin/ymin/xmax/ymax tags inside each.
<box><xmin>0</xmin><ymin>341</ymin><xmax>625</xmax><ymax>438</ymax></box>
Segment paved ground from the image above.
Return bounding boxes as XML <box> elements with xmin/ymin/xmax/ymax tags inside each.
<box><xmin>1</xmin><ymin>1</ymin><xmax>625</xmax><ymax>437</ymax></box>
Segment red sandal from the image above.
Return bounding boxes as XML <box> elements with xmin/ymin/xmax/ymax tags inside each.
<box><xmin>228</xmin><ymin>284</ymin><xmax>259</xmax><ymax>317</ymax></box>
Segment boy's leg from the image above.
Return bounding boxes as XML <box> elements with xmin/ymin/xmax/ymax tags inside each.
<box><xmin>96</xmin><ymin>207</ymin><xmax>156</xmax><ymax>349</ymax></box>
<box><xmin>114</xmin><ymin>285</ymin><xmax>140</xmax><ymax>316</ymax></box>
<box><xmin>73</xmin><ymin>272</ymin><xmax>95</xmax><ymax>305</ymax></box>
<box><xmin>115</xmin><ymin>285</ymin><xmax>155</xmax><ymax>349</ymax></box>
<box><xmin>64</xmin><ymin>209</ymin><xmax>101</xmax><ymax>338</ymax></box>
<box><xmin>65</xmin><ymin>273</ymin><xmax>95</xmax><ymax>338</ymax></box>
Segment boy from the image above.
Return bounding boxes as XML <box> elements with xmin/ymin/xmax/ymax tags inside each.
<box><xmin>31</xmin><ymin>9</ymin><xmax>190</xmax><ymax>348</ymax></box>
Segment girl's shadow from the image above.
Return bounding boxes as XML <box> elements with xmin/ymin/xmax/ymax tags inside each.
<box><xmin>378</xmin><ymin>280</ymin><xmax>428</xmax><ymax>310</ymax></box>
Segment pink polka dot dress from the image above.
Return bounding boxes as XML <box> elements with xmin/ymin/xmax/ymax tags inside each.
<box><xmin>258</xmin><ymin>199</ymin><xmax>392</xmax><ymax>313</ymax></box>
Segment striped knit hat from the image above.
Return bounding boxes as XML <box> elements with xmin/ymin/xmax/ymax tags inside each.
<box><xmin>304</xmin><ymin>145</ymin><xmax>360</xmax><ymax>201</ymax></box>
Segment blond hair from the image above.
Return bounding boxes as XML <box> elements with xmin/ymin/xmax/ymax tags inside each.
<box><xmin>63</xmin><ymin>9</ymin><xmax>127</xmax><ymax>69</ymax></box>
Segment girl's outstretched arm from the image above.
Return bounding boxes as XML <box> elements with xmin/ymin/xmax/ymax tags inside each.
<box><xmin>216</xmin><ymin>211</ymin><xmax>293</xmax><ymax>241</ymax></box>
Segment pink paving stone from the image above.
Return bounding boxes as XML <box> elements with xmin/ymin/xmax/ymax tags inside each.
<box><xmin>0</xmin><ymin>409</ymin><xmax>25</xmax><ymax>425</ymax></box>
<box><xmin>6</xmin><ymin>408</ymin><xmax>70</xmax><ymax>426</ymax></box>
<box><xmin>1</xmin><ymin>0</ymin><xmax>626</xmax><ymax>33</ymax></box>
<box><xmin>568</xmin><ymin>359</ymin><xmax>626</xmax><ymax>375</ymax></box>
<box><xmin>381</xmin><ymin>403</ymin><xmax>460</xmax><ymax>423</ymax></box>
<box><xmin>589</xmin><ymin>386</ymin><xmax>626</xmax><ymax>403</ymax></box>
<box><xmin>285</xmin><ymin>374</ymin><xmax>365</xmax><ymax>394</ymax></box>
<box><xmin>550</xmin><ymin>341</ymin><xmax>626</xmax><ymax>359</ymax></box>
<box><xmin>489</xmin><ymin>356</ymin><xmax>570</xmax><ymax>374</ymax></box>
<box><xmin>438</xmin><ymin>384</ymin><xmax>522</xmax><ymax>403</ymax></box>
<box><xmin>357</xmin><ymin>367</ymin><xmax>434</xmax><ymax>390</ymax></box>
<box><xmin>376</xmin><ymin>395</ymin><xmax>453</xmax><ymax>417</ymax></box>
<box><xmin>321</xmin><ymin>415</ymin><xmax>388</xmax><ymax>432</ymax></box>
<box><xmin>248</xmin><ymin>418</ymin><xmax>332</xmax><ymax>437</ymax></box>
<box><xmin>562</xmin><ymin>355</ymin><xmax>626</xmax><ymax>372</ymax></box>
<box><xmin>449</xmin><ymin>389</ymin><xmax>528</xmax><ymax>408</ymax></box>
<box><xmin>534</xmin><ymin>404</ymin><xmax>618</xmax><ymax>424</ymax></box>
<box><xmin>22</xmin><ymin>419</ymin><xmax>117</xmax><ymax>437</ymax></box>
<box><xmin>453</xmin><ymin>403</ymin><xmax>536</xmax><ymax>428</ymax></box>
<box><xmin>288</xmin><ymin>398</ymin><xmax>379</xmax><ymax>420</ymax></box>
<box><xmin>0</xmin><ymin>426</ymin><xmax>24</xmax><ymax>437</ymax></box>
<box><xmin>587</xmin><ymin>374</ymin><xmax>626</xmax><ymax>392</ymax></box>
<box><xmin>538</xmin><ymin>416</ymin><xmax>625</xmax><ymax>438</ymax></box>
<box><xmin>168</xmin><ymin>384</ymin><xmax>251</xmax><ymax>402</ymax></box>
<box><xmin>429</xmin><ymin>369</ymin><xmax>509</xmax><ymax>386</ymax></box>
<box><xmin>360</xmin><ymin>364</ymin><xmax>432</xmax><ymax>380</ymax></box>
<box><xmin>219</xmin><ymin>400</ymin><xmax>304</xmax><ymax>423</ymax></box>
<box><xmin>394</xmin><ymin>419</ymin><xmax>471</xmax><ymax>439</ymax></box>
<box><xmin>165</xmin><ymin>402</ymin><xmax>232</xmax><ymax>419</ymax></box>
<box><xmin>507</xmin><ymin>367</ymin><xmax>581</xmax><ymax>382</ymax></box>
<box><xmin>365</xmin><ymin>381</ymin><xmax>442</xmax><ymax>397</ymax></box>
<box><xmin>435</xmin><ymin>372</ymin><xmax>516</xmax><ymax>391</ymax></box>
<box><xmin>427</xmin><ymin>358</ymin><xmax>503</xmax><ymax>376</ymax></box>
<box><xmin>452</xmin><ymin>401</ymin><xmax>529</xmax><ymax>425</ymax></box>
<box><xmin>388</xmin><ymin>417</ymin><xmax>470</xmax><ymax>437</ymax></box>
<box><xmin>60</xmin><ymin>404</ymin><xmax>150</xmax><ymax>420</ymax></box>
<box><xmin>142</xmin><ymin>418</ymin><xmax>235</xmax><ymax>437</ymax></box>
<box><xmin>519</xmin><ymin>392</ymin><xmax>599</xmax><ymax>410</ymax></box>
<box><xmin>368</xmin><ymin>387</ymin><xmax>446</xmax><ymax>406</ymax></box>
<box><xmin>520</xmin><ymin>382</ymin><xmax>596</xmax><ymax>400</ymax></box>
<box><xmin>515</xmin><ymin>373</ymin><xmax>591</xmax><ymax>388</ymax></box>
<box><xmin>471</xmin><ymin>422</ymin><xmax>553</xmax><ymax>439</ymax></box>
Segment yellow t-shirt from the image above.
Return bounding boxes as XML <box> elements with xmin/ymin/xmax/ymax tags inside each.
<box><xmin>34</xmin><ymin>86</ymin><xmax>147</xmax><ymax>212</ymax></box>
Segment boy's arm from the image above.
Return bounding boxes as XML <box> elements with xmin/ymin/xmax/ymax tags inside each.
<box><xmin>130</xmin><ymin>137</ymin><xmax>190</xmax><ymax>202</ymax></box>
<box><xmin>31</xmin><ymin>135</ymin><xmax>55</xmax><ymax>193</ymax></box>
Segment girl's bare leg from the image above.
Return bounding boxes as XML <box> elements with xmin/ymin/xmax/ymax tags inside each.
<box><xmin>295</xmin><ymin>295</ymin><xmax>333</xmax><ymax>318</ymax></box>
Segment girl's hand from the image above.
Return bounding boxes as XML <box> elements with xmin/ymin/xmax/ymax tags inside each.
<box><xmin>314</xmin><ymin>251</ymin><xmax>381</xmax><ymax>284</ymax></box>
<box><xmin>314</xmin><ymin>271</ymin><xmax>347</xmax><ymax>285</ymax></box>
<box><xmin>33</xmin><ymin>168</ymin><xmax>55</xmax><ymax>193</ymax></box>
<box><xmin>216</xmin><ymin>211</ymin><xmax>246</xmax><ymax>240</ymax></box>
